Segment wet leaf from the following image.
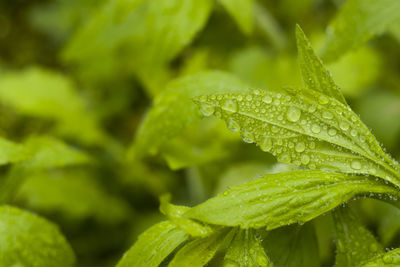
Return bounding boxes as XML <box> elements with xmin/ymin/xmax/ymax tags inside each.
<box><xmin>185</xmin><ymin>170</ymin><xmax>399</xmax><ymax>229</ymax></box>
<box><xmin>0</xmin><ymin>205</ymin><xmax>75</xmax><ymax>267</ymax></box>
<box><xmin>117</xmin><ymin>221</ymin><xmax>189</xmax><ymax>267</ymax></box>
<box><xmin>333</xmin><ymin>207</ymin><xmax>384</xmax><ymax>267</ymax></box>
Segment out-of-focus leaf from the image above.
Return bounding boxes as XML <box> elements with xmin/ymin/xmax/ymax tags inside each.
<box><xmin>321</xmin><ymin>0</ymin><xmax>400</xmax><ymax>62</ymax></box>
<box><xmin>21</xmin><ymin>136</ymin><xmax>91</xmax><ymax>169</ymax></box>
<box><xmin>218</xmin><ymin>0</ymin><xmax>254</xmax><ymax>35</ymax></box>
<box><xmin>168</xmin><ymin>229</ymin><xmax>226</xmax><ymax>267</ymax></box>
<box><xmin>360</xmin><ymin>248</ymin><xmax>400</xmax><ymax>266</ymax></box>
<box><xmin>0</xmin><ymin>67</ymin><xmax>106</xmax><ymax>145</ymax></box>
<box><xmin>327</xmin><ymin>46</ymin><xmax>381</xmax><ymax>97</ymax></box>
<box><xmin>224</xmin><ymin>228</ymin><xmax>271</xmax><ymax>267</ymax></box>
<box><xmin>0</xmin><ymin>205</ymin><xmax>75</xmax><ymax>267</ymax></box>
<box><xmin>129</xmin><ymin>71</ymin><xmax>249</xmax><ymax>160</ymax></box>
<box><xmin>116</xmin><ymin>221</ymin><xmax>189</xmax><ymax>267</ymax></box>
<box><xmin>264</xmin><ymin>223</ymin><xmax>319</xmax><ymax>267</ymax></box>
<box><xmin>16</xmin><ymin>170</ymin><xmax>130</xmax><ymax>224</ymax></box>
<box><xmin>185</xmin><ymin>170</ymin><xmax>399</xmax><ymax>229</ymax></box>
<box><xmin>229</xmin><ymin>46</ymin><xmax>301</xmax><ymax>89</ymax></box>
<box><xmin>333</xmin><ymin>207</ymin><xmax>384</xmax><ymax>267</ymax></box>
<box><xmin>0</xmin><ymin>136</ymin><xmax>91</xmax><ymax>204</ymax></box>
<box><xmin>356</xmin><ymin>91</ymin><xmax>400</xmax><ymax>149</ymax></box>
<box><xmin>215</xmin><ymin>162</ymin><xmax>273</xmax><ymax>194</ymax></box>
<box><xmin>159</xmin><ymin>194</ymin><xmax>213</xmax><ymax>237</ymax></box>
<box><xmin>160</xmin><ymin>120</ymin><xmax>233</xmax><ymax>170</ymax></box>
<box><xmin>63</xmin><ymin>0</ymin><xmax>214</xmax><ymax>95</ymax></box>
<box><xmin>30</xmin><ymin>0</ymin><xmax>102</xmax><ymax>42</ymax></box>
<box><xmin>0</xmin><ymin>137</ymin><xmax>26</xmax><ymax>165</ymax></box>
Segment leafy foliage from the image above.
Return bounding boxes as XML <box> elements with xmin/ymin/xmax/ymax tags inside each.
<box><xmin>0</xmin><ymin>205</ymin><xmax>75</xmax><ymax>267</ymax></box>
<box><xmin>1</xmin><ymin>0</ymin><xmax>400</xmax><ymax>266</ymax></box>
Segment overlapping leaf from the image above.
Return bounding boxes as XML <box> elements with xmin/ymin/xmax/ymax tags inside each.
<box><xmin>168</xmin><ymin>229</ymin><xmax>227</xmax><ymax>267</ymax></box>
<box><xmin>193</xmin><ymin>27</ymin><xmax>400</xmax><ymax>186</ymax></box>
<box><xmin>160</xmin><ymin>194</ymin><xmax>213</xmax><ymax>237</ymax></box>
<box><xmin>116</xmin><ymin>221</ymin><xmax>189</xmax><ymax>267</ymax></box>
<box><xmin>321</xmin><ymin>0</ymin><xmax>400</xmax><ymax>62</ymax></box>
<box><xmin>185</xmin><ymin>170</ymin><xmax>399</xmax><ymax>229</ymax></box>
<box><xmin>63</xmin><ymin>0</ymin><xmax>213</xmax><ymax>94</ymax></box>
<box><xmin>360</xmin><ymin>248</ymin><xmax>400</xmax><ymax>266</ymax></box>
<box><xmin>129</xmin><ymin>71</ymin><xmax>249</xmax><ymax>160</ymax></box>
<box><xmin>333</xmin><ymin>207</ymin><xmax>384</xmax><ymax>267</ymax></box>
<box><xmin>224</xmin><ymin>228</ymin><xmax>271</xmax><ymax>267</ymax></box>
<box><xmin>0</xmin><ymin>67</ymin><xmax>107</xmax><ymax>145</ymax></box>
<box><xmin>0</xmin><ymin>205</ymin><xmax>75</xmax><ymax>267</ymax></box>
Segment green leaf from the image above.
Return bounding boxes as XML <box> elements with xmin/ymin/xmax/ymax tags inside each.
<box><xmin>193</xmin><ymin>86</ymin><xmax>400</xmax><ymax>185</ymax></box>
<box><xmin>0</xmin><ymin>205</ymin><xmax>75</xmax><ymax>267</ymax></box>
<box><xmin>16</xmin><ymin>170</ymin><xmax>130</xmax><ymax>224</ymax></box>
<box><xmin>0</xmin><ymin>137</ymin><xmax>26</xmax><ymax>165</ymax></box>
<box><xmin>333</xmin><ymin>207</ymin><xmax>384</xmax><ymax>267</ymax></box>
<box><xmin>185</xmin><ymin>170</ymin><xmax>398</xmax><ymax>229</ymax></box>
<box><xmin>360</xmin><ymin>248</ymin><xmax>400</xmax><ymax>267</ymax></box>
<box><xmin>160</xmin><ymin>194</ymin><xmax>213</xmax><ymax>237</ymax></box>
<box><xmin>0</xmin><ymin>136</ymin><xmax>91</xmax><ymax>204</ymax></box>
<box><xmin>264</xmin><ymin>223</ymin><xmax>319</xmax><ymax>267</ymax></box>
<box><xmin>129</xmin><ymin>71</ymin><xmax>249</xmax><ymax>160</ymax></box>
<box><xmin>22</xmin><ymin>136</ymin><xmax>91</xmax><ymax>169</ymax></box>
<box><xmin>296</xmin><ymin>25</ymin><xmax>347</xmax><ymax>104</ymax></box>
<box><xmin>63</xmin><ymin>0</ymin><xmax>214</xmax><ymax>94</ymax></box>
<box><xmin>168</xmin><ymin>229</ymin><xmax>226</xmax><ymax>267</ymax></box>
<box><xmin>321</xmin><ymin>0</ymin><xmax>400</xmax><ymax>62</ymax></box>
<box><xmin>224</xmin><ymin>228</ymin><xmax>271</xmax><ymax>267</ymax></box>
<box><xmin>219</xmin><ymin>0</ymin><xmax>254</xmax><ymax>35</ymax></box>
<box><xmin>116</xmin><ymin>221</ymin><xmax>189</xmax><ymax>267</ymax></box>
<box><xmin>0</xmin><ymin>67</ymin><xmax>106</xmax><ymax>145</ymax></box>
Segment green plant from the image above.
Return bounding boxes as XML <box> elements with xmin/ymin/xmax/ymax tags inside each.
<box><xmin>116</xmin><ymin>25</ymin><xmax>400</xmax><ymax>267</ymax></box>
<box><xmin>1</xmin><ymin>0</ymin><xmax>400</xmax><ymax>266</ymax></box>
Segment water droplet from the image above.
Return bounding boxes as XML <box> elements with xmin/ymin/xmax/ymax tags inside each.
<box><xmin>350</xmin><ymin>129</ymin><xmax>357</xmax><ymax>137</ymax></box>
<box><xmin>383</xmin><ymin>254</ymin><xmax>393</xmax><ymax>263</ymax></box>
<box><xmin>322</xmin><ymin>111</ymin><xmax>333</xmax><ymax>120</ymax></box>
<box><xmin>260</xmin><ymin>137</ymin><xmax>272</xmax><ymax>152</ymax></box>
<box><xmin>328</xmin><ymin>128</ymin><xmax>337</xmax><ymax>136</ymax></box>
<box><xmin>339</xmin><ymin>121</ymin><xmax>350</xmax><ymax>131</ymax></box>
<box><xmin>286</xmin><ymin>107</ymin><xmax>302</xmax><ymax>122</ymax></box>
<box><xmin>309</xmin><ymin>142</ymin><xmax>316</xmax><ymax>149</ymax></box>
<box><xmin>222</xmin><ymin>99</ymin><xmax>238</xmax><ymax>113</ymax></box>
<box><xmin>311</xmin><ymin>124</ymin><xmax>321</xmax><ymax>133</ymax></box>
<box><xmin>351</xmin><ymin>161</ymin><xmax>362</xmax><ymax>170</ymax></box>
<box><xmin>242</xmin><ymin>131</ymin><xmax>255</xmax><ymax>143</ymax></box>
<box><xmin>199</xmin><ymin>103</ymin><xmax>215</xmax><ymax>116</ymax></box>
<box><xmin>278</xmin><ymin>153</ymin><xmax>291</xmax><ymax>163</ymax></box>
<box><xmin>227</xmin><ymin>118</ymin><xmax>240</xmax><ymax>132</ymax></box>
<box><xmin>308</xmin><ymin>105</ymin><xmax>316</xmax><ymax>113</ymax></box>
<box><xmin>319</xmin><ymin>95</ymin><xmax>329</xmax><ymax>105</ymax></box>
<box><xmin>262</xmin><ymin>95</ymin><xmax>272</xmax><ymax>104</ymax></box>
<box><xmin>246</xmin><ymin>95</ymin><xmax>253</xmax><ymax>101</ymax></box>
<box><xmin>295</xmin><ymin>142</ymin><xmax>306</xmax><ymax>152</ymax></box>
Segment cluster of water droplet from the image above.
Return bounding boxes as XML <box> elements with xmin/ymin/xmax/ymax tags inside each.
<box><xmin>195</xmin><ymin>88</ymin><xmax>393</xmax><ymax>178</ymax></box>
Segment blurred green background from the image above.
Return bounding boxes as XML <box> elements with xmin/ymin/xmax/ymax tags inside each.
<box><xmin>0</xmin><ymin>0</ymin><xmax>400</xmax><ymax>266</ymax></box>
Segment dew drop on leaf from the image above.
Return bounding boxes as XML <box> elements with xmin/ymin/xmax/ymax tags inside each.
<box><xmin>351</xmin><ymin>160</ymin><xmax>362</xmax><ymax>170</ymax></box>
<box><xmin>199</xmin><ymin>103</ymin><xmax>215</xmax><ymax>116</ymax></box>
<box><xmin>259</xmin><ymin>137</ymin><xmax>272</xmax><ymax>152</ymax></box>
<box><xmin>286</xmin><ymin>107</ymin><xmax>302</xmax><ymax>122</ymax></box>
<box><xmin>311</xmin><ymin>124</ymin><xmax>321</xmax><ymax>133</ymax></box>
<box><xmin>295</xmin><ymin>142</ymin><xmax>306</xmax><ymax>153</ymax></box>
<box><xmin>222</xmin><ymin>99</ymin><xmax>238</xmax><ymax>113</ymax></box>
<box><xmin>339</xmin><ymin>121</ymin><xmax>350</xmax><ymax>131</ymax></box>
<box><xmin>262</xmin><ymin>94</ymin><xmax>272</xmax><ymax>104</ymax></box>
<box><xmin>319</xmin><ymin>95</ymin><xmax>329</xmax><ymax>104</ymax></box>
